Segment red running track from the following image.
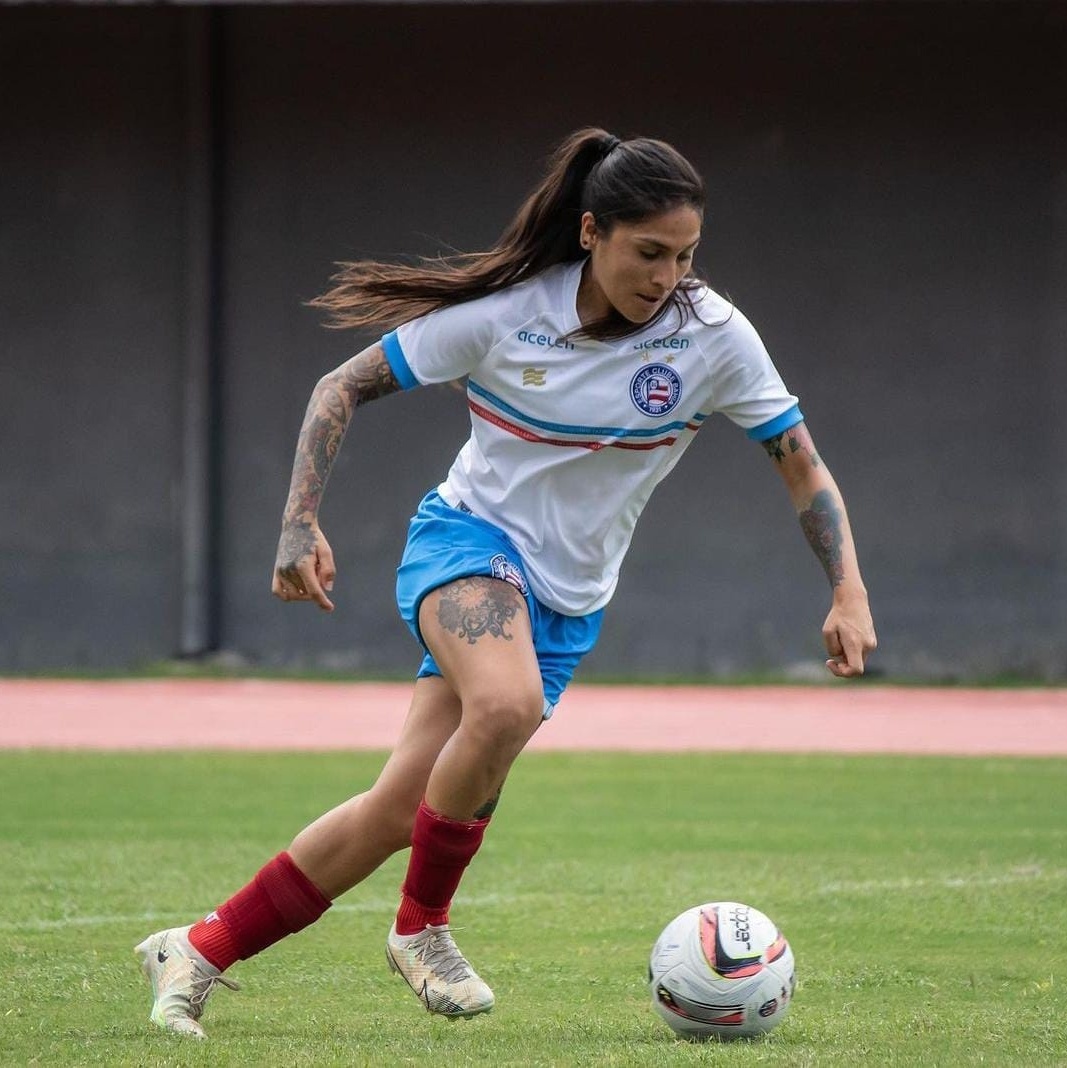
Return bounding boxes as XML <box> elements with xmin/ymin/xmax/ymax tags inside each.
<box><xmin>0</xmin><ymin>680</ymin><xmax>1065</xmax><ymax>756</ymax></box>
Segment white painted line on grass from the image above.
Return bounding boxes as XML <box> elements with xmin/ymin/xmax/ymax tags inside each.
<box><xmin>6</xmin><ymin>874</ymin><xmax>1059</xmax><ymax>934</ymax></box>
<box><xmin>0</xmin><ymin>895</ymin><xmax>508</xmax><ymax>934</ymax></box>
<box><xmin>819</xmin><ymin>866</ymin><xmax>1065</xmax><ymax>895</ymax></box>
<box><xmin>0</xmin><ymin>911</ymin><xmax>182</xmax><ymax>933</ymax></box>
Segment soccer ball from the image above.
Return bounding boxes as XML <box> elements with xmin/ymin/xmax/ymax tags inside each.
<box><xmin>648</xmin><ymin>901</ymin><xmax>795</xmax><ymax>1041</ymax></box>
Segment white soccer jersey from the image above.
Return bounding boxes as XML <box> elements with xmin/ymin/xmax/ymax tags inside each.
<box><xmin>382</xmin><ymin>259</ymin><xmax>801</xmax><ymax>616</ymax></box>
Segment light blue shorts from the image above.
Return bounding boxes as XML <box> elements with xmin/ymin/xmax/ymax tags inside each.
<box><xmin>395</xmin><ymin>491</ymin><xmax>603</xmax><ymax>717</ymax></box>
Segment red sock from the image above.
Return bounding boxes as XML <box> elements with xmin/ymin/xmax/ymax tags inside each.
<box><xmin>396</xmin><ymin>800</ymin><xmax>490</xmax><ymax>935</ymax></box>
<box><xmin>188</xmin><ymin>851</ymin><xmax>331</xmax><ymax>971</ymax></box>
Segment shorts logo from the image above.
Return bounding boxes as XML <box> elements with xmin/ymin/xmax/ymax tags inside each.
<box><xmin>630</xmin><ymin>363</ymin><xmax>682</xmax><ymax>417</ymax></box>
<box><xmin>490</xmin><ymin>554</ymin><xmax>528</xmax><ymax>595</ymax></box>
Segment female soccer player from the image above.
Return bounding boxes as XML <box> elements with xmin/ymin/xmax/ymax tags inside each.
<box><xmin>136</xmin><ymin>127</ymin><xmax>876</xmax><ymax>1038</ymax></box>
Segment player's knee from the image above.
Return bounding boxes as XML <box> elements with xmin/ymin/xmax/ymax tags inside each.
<box><xmin>388</xmin><ymin>806</ymin><xmax>419</xmax><ymax>849</ymax></box>
<box><xmin>364</xmin><ymin>787</ymin><xmax>422</xmax><ymax>849</ymax></box>
<box><xmin>461</xmin><ymin>687</ymin><xmax>544</xmax><ymax>752</ymax></box>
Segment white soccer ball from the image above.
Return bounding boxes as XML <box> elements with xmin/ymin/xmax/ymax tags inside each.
<box><xmin>648</xmin><ymin>901</ymin><xmax>796</xmax><ymax>1041</ymax></box>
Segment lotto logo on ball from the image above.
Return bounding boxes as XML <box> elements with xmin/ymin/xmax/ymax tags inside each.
<box><xmin>649</xmin><ymin>900</ymin><xmax>795</xmax><ymax>1041</ymax></box>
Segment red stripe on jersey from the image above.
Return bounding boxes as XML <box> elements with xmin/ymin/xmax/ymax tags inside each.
<box><xmin>468</xmin><ymin>398</ymin><xmax>693</xmax><ymax>451</ymax></box>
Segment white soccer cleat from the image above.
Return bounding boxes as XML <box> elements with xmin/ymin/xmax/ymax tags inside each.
<box><xmin>386</xmin><ymin>922</ymin><xmax>495</xmax><ymax>1018</ymax></box>
<box><xmin>134</xmin><ymin>925</ymin><xmax>239</xmax><ymax>1039</ymax></box>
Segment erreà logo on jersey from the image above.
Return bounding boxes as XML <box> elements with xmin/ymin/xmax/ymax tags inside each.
<box><xmin>630</xmin><ymin>363</ymin><xmax>682</xmax><ymax>417</ymax></box>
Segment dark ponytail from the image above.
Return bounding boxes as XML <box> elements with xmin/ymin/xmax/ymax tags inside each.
<box><xmin>310</xmin><ymin>128</ymin><xmax>706</xmax><ymax>340</ymax></box>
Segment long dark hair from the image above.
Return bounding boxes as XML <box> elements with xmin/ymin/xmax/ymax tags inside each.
<box><xmin>310</xmin><ymin>127</ymin><xmax>707</xmax><ymax>341</ymax></box>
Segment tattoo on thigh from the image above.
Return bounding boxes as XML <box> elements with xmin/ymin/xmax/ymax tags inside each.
<box><xmin>473</xmin><ymin>786</ymin><xmax>503</xmax><ymax>820</ymax></box>
<box><xmin>436</xmin><ymin>577</ymin><xmax>519</xmax><ymax>644</ymax></box>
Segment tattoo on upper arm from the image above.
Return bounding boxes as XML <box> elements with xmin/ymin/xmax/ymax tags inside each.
<box><xmin>436</xmin><ymin>577</ymin><xmax>521</xmax><ymax>644</ymax></box>
<box><xmin>337</xmin><ymin>346</ymin><xmax>401</xmax><ymax>408</ymax></box>
<box><xmin>762</xmin><ymin>426</ymin><xmax>820</xmax><ymax>467</ymax></box>
<box><xmin>799</xmin><ymin>489</ymin><xmax>845</xmax><ymax>586</ymax></box>
<box><xmin>762</xmin><ymin>432</ymin><xmax>786</xmax><ymax>463</ymax></box>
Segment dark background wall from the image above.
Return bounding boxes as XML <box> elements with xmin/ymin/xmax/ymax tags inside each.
<box><xmin>1</xmin><ymin>2</ymin><xmax>1064</xmax><ymax>681</ymax></box>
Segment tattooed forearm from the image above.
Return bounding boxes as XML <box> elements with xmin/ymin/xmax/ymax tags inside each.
<box><xmin>281</xmin><ymin>345</ymin><xmax>399</xmax><ymax>527</ymax></box>
<box><xmin>437</xmin><ymin>577</ymin><xmax>520</xmax><ymax>644</ymax></box>
<box><xmin>799</xmin><ymin>489</ymin><xmax>845</xmax><ymax>587</ymax></box>
<box><xmin>282</xmin><ymin>400</ymin><xmax>348</xmax><ymax>526</ymax></box>
<box><xmin>762</xmin><ymin>426</ymin><xmax>821</xmax><ymax>467</ymax></box>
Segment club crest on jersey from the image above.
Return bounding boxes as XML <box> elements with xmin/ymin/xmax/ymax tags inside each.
<box><xmin>490</xmin><ymin>554</ymin><xmax>528</xmax><ymax>595</ymax></box>
<box><xmin>630</xmin><ymin>363</ymin><xmax>682</xmax><ymax>417</ymax></box>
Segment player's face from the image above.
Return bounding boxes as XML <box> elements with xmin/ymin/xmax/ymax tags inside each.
<box><xmin>577</xmin><ymin>205</ymin><xmax>702</xmax><ymax>325</ymax></box>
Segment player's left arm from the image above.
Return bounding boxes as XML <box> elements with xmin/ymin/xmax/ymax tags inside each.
<box><xmin>761</xmin><ymin>420</ymin><xmax>877</xmax><ymax>678</ymax></box>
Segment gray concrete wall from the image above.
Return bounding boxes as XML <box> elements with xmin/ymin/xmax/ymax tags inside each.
<box><xmin>1</xmin><ymin>3</ymin><xmax>1064</xmax><ymax>680</ymax></box>
<box><xmin>0</xmin><ymin>10</ymin><xmax>188</xmax><ymax>670</ymax></box>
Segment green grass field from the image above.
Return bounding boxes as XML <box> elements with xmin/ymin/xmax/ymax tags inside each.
<box><xmin>1</xmin><ymin>750</ymin><xmax>1064</xmax><ymax>1066</ymax></box>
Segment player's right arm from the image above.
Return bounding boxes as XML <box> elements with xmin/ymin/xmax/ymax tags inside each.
<box><xmin>272</xmin><ymin>342</ymin><xmax>400</xmax><ymax>611</ymax></box>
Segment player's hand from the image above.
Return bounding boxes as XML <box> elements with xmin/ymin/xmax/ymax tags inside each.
<box><xmin>822</xmin><ymin>589</ymin><xmax>876</xmax><ymax>678</ymax></box>
<box><xmin>272</xmin><ymin>521</ymin><xmax>336</xmax><ymax>612</ymax></box>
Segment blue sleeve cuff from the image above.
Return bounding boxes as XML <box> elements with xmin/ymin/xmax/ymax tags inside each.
<box><xmin>382</xmin><ymin>330</ymin><xmax>418</xmax><ymax>391</ymax></box>
<box><xmin>746</xmin><ymin>404</ymin><xmax>804</xmax><ymax>441</ymax></box>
